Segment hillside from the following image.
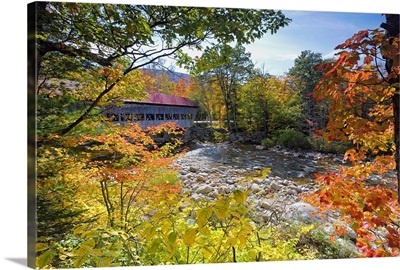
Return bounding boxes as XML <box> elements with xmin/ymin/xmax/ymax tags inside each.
<box><xmin>140</xmin><ymin>68</ymin><xmax>191</xmax><ymax>84</ymax></box>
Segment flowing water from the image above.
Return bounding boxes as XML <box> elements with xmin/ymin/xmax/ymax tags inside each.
<box><xmin>185</xmin><ymin>142</ymin><xmax>342</xmax><ymax>183</ymax></box>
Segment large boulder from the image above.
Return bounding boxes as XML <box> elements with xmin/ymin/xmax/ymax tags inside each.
<box><xmin>284</xmin><ymin>202</ymin><xmax>322</xmax><ymax>223</ymax></box>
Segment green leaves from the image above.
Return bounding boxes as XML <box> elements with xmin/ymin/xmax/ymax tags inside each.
<box><xmin>36</xmin><ymin>242</ymin><xmax>49</xmax><ymax>252</ymax></box>
<box><xmin>196</xmin><ymin>207</ymin><xmax>213</xmax><ymax>228</ymax></box>
<box><xmin>36</xmin><ymin>249</ymin><xmax>57</xmax><ymax>268</ymax></box>
<box><xmin>148</xmin><ymin>238</ymin><xmax>162</xmax><ymax>253</ymax></box>
<box><xmin>74</xmin><ymin>239</ymin><xmax>96</xmax><ymax>268</ymax></box>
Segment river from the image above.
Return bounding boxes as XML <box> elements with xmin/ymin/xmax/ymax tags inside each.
<box><xmin>178</xmin><ymin>142</ymin><xmax>343</xmax><ymax>183</ymax></box>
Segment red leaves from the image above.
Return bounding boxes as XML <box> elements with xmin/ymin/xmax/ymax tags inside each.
<box><xmin>306</xmin><ymin>164</ymin><xmax>400</xmax><ymax>257</ymax></box>
<box><xmin>335</xmin><ymin>30</ymin><xmax>369</xmax><ymax>50</ymax></box>
<box><xmin>363</xmin><ymin>55</ymin><xmax>373</xmax><ymax>65</ymax></box>
<box><xmin>312</xmin><ymin>27</ymin><xmax>396</xmax><ymax>165</ymax></box>
<box><xmin>386</xmin><ymin>226</ymin><xmax>400</xmax><ymax>248</ymax></box>
<box><xmin>356</xmin><ymin>30</ymin><xmax>369</xmax><ymax>42</ymax></box>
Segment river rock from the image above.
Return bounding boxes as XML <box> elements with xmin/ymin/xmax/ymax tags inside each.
<box><xmin>186</xmin><ymin>218</ymin><xmax>196</xmax><ymax>226</ymax></box>
<box><xmin>226</xmin><ymin>178</ymin><xmax>235</xmax><ymax>185</ymax></box>
<box><xmin>196</xmin><ymin>184</ymin><xmax>213</xmax><ymax>194</ymax></box>
<box><xmin>173</xmin><ymin>142</ymin><xmax>345</xmax><ymax>230</ymax></box>
<box><xmin>180</xmin><ymin>170</ymin><xmax>189</xmax><ymax>175</ymax></box>
<box><xmin>303</xmin><ymin>166</ymin><xmax>316</xmax><ymax>173</ymax></box>
<box><xmin>261</xmin><ymin>210</ymin><xmax>277</xmax><ymax>223</ymax></box>
<box><xmin>196</xmin><ymin>175</ymin><xmax>207</xmax><ymax>182</ymax></box>
<box><xmin>254</xmin><ymin>178</ymin><xmax>264</xmax><ymax>184</ymax></box>
<box><xmin>270</xmin><ymin>182</ymin><xmax>282</xmax><ymax>191</ymax></box>
<box><xmin>179</xmin><ymin>174</ymin><xmax>189</xmax><ymax>181</ymax></box>
<box><xmin>284</xmin><ymin>202</ymin><xmax>322</xmax><ymax>223</ymax></box>
<box><xmin>263</xmin><ymin>178</ymin><xmax>271</xmax><ymax>185</ymax></box>
<box><xmin>294</xmin><ymin>186</ymin><xmax>303</xmax><ymax>193</ymax></box>
<box><xmin>260</xmin><ymin>200</ymin><xmax>272</xmax><ymax>210</ymax></box>
<box><xmin>281</xmin><ymin>180</ymin><xmax>289</xmax><ymax>186</ymax></box>
<box><xmin>190</xmin><ymin>193</ymin><xmax>202</xmax><ymax>201</ymax></box>
<box><xmin>336</xmin><ymin>238</ymin><xmax>359</xmax><ymax>255</ymax></box>
<box><xmin>180</xmin><ymin>187</ymin><xmax>190</xmax><ymax>195</ymax></box>
<box><xmin>217</xmin><ymin>185</ymin><xmax>231</xmax><ymax>195</ymax></box>
<box><xmin>333</xmin><ymin>157</ymin><xmax>344</xmax><ymax>163</ymax></box>
<box><xmin>189</xmin><ymin>166</ymin><xmax>198</xmax><ymax>173</ymax></box>
<box><xmin>210</xmin><ymin>190</ymin><xmax>219</xmax><ymax>198</ymax></box>
<box><xmin>250</xmin><ymin>183</ymin><xmax>261</xmax><ymax>192</ymax></box>
<box><xmin>323</xmin><ymin>222</ymin><xmax>357</xmax><ymax>242</ymax></box>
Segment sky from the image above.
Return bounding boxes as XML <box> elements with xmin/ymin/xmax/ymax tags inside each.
<box><xmin>244</xmin><ymin>11</ymin><xmax>385</xmax><ymax>75</ymax></box>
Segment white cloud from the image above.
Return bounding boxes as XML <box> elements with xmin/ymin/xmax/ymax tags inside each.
<box><xmin>323</xmin><ymin>50</ymin><xmax>340</xmax><ymax>59</ymax></box>
<box><xmin>276</xmin><ymin>53</ymin><xmax>300</xmax><ymax>61</ymax></box>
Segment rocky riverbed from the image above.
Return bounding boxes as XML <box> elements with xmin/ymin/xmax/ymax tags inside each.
<box><xmin>172</xmin><ymin>142</ymin><xmax>360</xmax><ymax>253</ymax></box>
<box><xmin>173</xmin><ymin>142</ymin><xmax>342</xmax><ymax>207</ymax></box>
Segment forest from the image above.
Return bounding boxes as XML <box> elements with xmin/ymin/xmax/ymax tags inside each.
<box><xmin>29</xmin><ymin>2</ymin><xmax>399</xmax><ymax>268</ymax></box>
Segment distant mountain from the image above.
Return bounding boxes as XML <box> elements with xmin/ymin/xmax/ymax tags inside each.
<box><xmin>140</xmin><ymin>68</ymin><xmax>191</xmax><ymax>84</ymax></box>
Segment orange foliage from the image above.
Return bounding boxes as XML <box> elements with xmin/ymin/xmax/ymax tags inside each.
<box><xmin>170</xmin><ymin>78</ymin><xmax>192</xmax><ymax>97</ymax></box>
<box><xmin>305</xmin><ymin>28</ymin><xmax>400</xmax><ymax>257</ymax></box>
<box><xmin>76</xmin><ymin>121</ymin><xmax>184</xmax><ymax>227</ymax></box>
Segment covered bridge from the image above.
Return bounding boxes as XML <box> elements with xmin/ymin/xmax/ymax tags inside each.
<box><xmin>104</xmin><ymin>93</ymin><xmax>198</xmax><ymax>129</ymax></box>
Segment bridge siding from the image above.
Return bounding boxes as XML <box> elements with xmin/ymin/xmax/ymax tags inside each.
<box><xmin>104</xmin><ymin>103</ymin><xmax>198</xmax><ymax>129</ymax></box>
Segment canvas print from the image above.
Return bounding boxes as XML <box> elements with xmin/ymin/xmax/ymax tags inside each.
<box><xmin>28</xmin><ymin>1</ymin><xmax>400</xmax><ymax>269</ymax></box>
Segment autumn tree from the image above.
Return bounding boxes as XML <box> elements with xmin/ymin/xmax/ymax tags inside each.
<box><xmin>238</xmin><ymin>69</ymin><xmax>303</xmax><ymax>134</ymax></box>
<box><xmin>287</xmin><ymin>50</ymin><xmax>327</xmax><ymax>133</ymax></box>
<box><xmin>171</xmin><ymin>78</ymin><xmax>191</xmax><ymax>97</ymax></box>
<box><xmin>140</xmin><ymin>69</ymin><xmax>158</xmax><ymax>93</ymax></box>
<box><xmin>149</xmin><ymin>70</ymin><xmax>176</xmax><ymax>95</ymax></box>
<box><xmin>189</xmin><ymin>73</ymin><xmax>225</xmax><ymax>129</ymax></box>
<box><xmin>238</xmin><ymin>70</ymin><xmax>271</xmax><ymax>132</ymax></box>
<box><xmin>305</xmin><ymin>15</ymin><xmax>400</xmax><ymax>257</ymax></box>
<box><xmin>192</xmin><ymin>44</ymin><xmax>255</xmax><ymax>132</ymax></box>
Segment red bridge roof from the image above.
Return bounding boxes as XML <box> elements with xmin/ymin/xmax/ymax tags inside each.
<box><xmin>126</xmin><ymin>93</ymin><xmax>198</xmax><ymax>107</ymax></box>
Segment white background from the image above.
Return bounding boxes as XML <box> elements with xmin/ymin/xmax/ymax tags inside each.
<box><xmin>1</xmin><ymin>0</ymin><xmax>399</xmax><ymax>269</ymax></box>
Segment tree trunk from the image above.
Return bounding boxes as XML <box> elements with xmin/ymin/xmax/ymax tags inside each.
<box><xmin>394</xmin><ymin>93</ymin><xmax>400</xmax><ymax>202</ymax></box>
<box><xmin>263</xmin><ymin>100</ymin><xmax>269</xmax><ymax>134</ymax></box>
<box><xmin>232</xmin><ymin>87</ymin><xmax>239</xmax><ymax>132</ymax></box>
<box><xmin>224</xmin><ymin>92</ymin><xmax>232</xmax><ymax>132</ymax></box>
<box><xmin>205</xmin><ymin>103</ymin><xmax>214</xmax><ymax>135</ymax></box>
<box><xmin>232</xmin><ymin>101</ymin><xmax>238</xmax><ymax>132</ymax></box>
<box><xmin>381</xmin><ymin>14</ymin><xmax>400</xmax><ymax>202</ymax></box>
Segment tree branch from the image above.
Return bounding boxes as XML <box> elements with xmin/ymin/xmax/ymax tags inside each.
<box><xmin>38</xmin><ymin>39</ymin><xmax>119</xmax><ymax>67</ymax></box>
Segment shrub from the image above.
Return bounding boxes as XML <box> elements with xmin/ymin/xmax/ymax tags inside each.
<box><xmin>152</xmin><ymin>169</ymin><xmax>180</xmax><ymax>185</ymax></box>
<box><xmin>212</xmin><ymin>130</ymin><xmax>230</xmax><ymax>141</ymax></box>
<box><xmin>276</xmin><ymin>129</ymin><xmax>311</xmax><ymax>150</ymax></box>
<box><xmin>296</xmin><ymin>227</ymin><xmax>357</xmax><ymax>259</ymax></box>
<box><xmin>310</xmin><ymin>134</ymin><xmax>349</xmax><ymax>154</ymax></box>
<box><xmin>261</xmin><ymin>137</ymin><xmax>276</xmax><ymax>148</ymax></box>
